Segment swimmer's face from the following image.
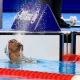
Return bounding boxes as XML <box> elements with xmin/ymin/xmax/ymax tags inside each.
<box><xmin>8</xmin><ymin>39</ymin><xmax>23</xmax><ymax>53</ymax></box>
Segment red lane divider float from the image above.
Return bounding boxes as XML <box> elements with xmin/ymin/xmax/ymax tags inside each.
<box><xmin>0</xmin><ymin>68</ymin><xmax>80</xmax><ymax>80</ymax></box>
<box><xmin>63</xmin><ymin>54</ymin><xmax>80</xmax><ymax>61</ymax></box>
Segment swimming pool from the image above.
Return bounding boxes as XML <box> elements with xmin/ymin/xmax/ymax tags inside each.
<box><xmin>0</xmin><ymin>59</ymin><xmax>80</xmax><ymax>80</ymax></box>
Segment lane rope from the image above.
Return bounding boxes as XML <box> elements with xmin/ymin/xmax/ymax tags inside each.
<box><xmin>0</xmin><ymin>68</ymin><xmax>80</xmax><ymax>80</ymax></box>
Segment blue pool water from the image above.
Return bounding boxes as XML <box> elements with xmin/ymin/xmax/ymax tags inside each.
<box><xmin>0</xmin><ymin>59</ymin><xmax>80</xmax><ymax>80</ymax></box>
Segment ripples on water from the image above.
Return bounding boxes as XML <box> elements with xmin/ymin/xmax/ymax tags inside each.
<box><xmin>0</xmin><ymin>59</ymin><xmax>80</xmax><ymax>74</ymax></box>
<box><xmin>0</xmin><ymin>59</ymin><xmax>80</xmax><ymax>79</ymax></box>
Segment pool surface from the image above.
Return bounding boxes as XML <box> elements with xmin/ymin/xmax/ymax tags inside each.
<box><xmin>0</xmin><ymin>59</ymin><xmax>80</xmax><ymax>79</ymax></box>
<box><xmin>0</xmin><ymin>76</ymin><xmax>27</xmax><ymax>80</ymax></box>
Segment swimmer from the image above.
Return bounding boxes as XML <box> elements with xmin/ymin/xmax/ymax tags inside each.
<box><xmin>5</xmin><ymin>39</ymin><xmax>39</xmax><ymax>64</ymax></box>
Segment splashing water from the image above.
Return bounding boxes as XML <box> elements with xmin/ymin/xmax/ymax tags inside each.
<box><xmin>15</xmin><ymin>32</ymin><xmax>24</xmax><ymax>42</ymax></box>
<box><xmin>12</xmin><ymin>2</ymin><xmax>49</xmax><ymax>33</ymax></box>
<box><xmin>13</xmin><ymin>2</ymin><xmax>41</xmax><ymax>31</ymax></box>
<box><xmin>12</xmin><ymin>2</ymin><xmax>48</xmax><ymax>44</ymax></box>
<box><xmin>12</xmin><ymin>2</ymin><xmax>47</xmax><ymax>42</ymax></box>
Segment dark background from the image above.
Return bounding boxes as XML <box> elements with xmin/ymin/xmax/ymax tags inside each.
<box><xmin>3</xmin><ymin>0</ymin><xmax>80</xmax><ymax>13</ymax></box>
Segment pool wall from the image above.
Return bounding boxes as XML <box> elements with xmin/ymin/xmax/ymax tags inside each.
<box><xmin>0</xmin><ymin>32</ymin><xmax>63</xmax><ymax>61</ymax></box>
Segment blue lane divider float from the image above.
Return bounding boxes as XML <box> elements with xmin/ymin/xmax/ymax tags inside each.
<box><xmin>11</xmin><ymin>3</ymin><xmax>60</xmax><ymax>31</ymax></box>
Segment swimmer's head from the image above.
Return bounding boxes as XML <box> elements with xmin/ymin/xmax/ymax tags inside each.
<box><xmin>5</xmin><ymin>39</ymin><xmax>24</xmax><ymax>61</ymax></box>
<box><xmin>8</xmin><ymin>39</ymin><xmax>23</xmax><ymax>53</ymax></box>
